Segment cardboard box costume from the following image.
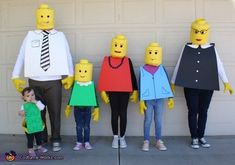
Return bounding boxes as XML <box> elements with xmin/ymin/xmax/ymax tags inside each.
<box><xmin>140</xmin><ymin>65</ymin><xmax>173</xmax><ymax>100</ymax></box>
<box><xmin>175</xmin><ymin>43</ymin><xmax>219</xmax><ymax>90</ymax></box>
<box><xmin>69</xmin><ymin>81</ymin><xmax>98</xmax><ymax>107</ymax></box>
<box><xmin>23</xmin><ymin>102</ymin><xmax>44</xmax><ymax>134</ymax></box>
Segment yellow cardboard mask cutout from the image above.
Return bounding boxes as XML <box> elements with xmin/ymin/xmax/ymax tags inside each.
<box><xmin>144</xmin><ymin>42</ymin><xmax>162</xmax><ymax>66</ymax></box>
<box><xmin>110</xmin><ymin>34</ymin><xmax>127</xmax><ymax>58</ymax></box>
<box><xmin>75</xmin><ymin>59</ymin><xmax>93</xmax><ymax>82</ymax></box>
<box><xmin>190</xmin><ymin>18</ymin><xmax>210</xmax><ymax>45</ymax></box>
<box><xmin>36</xmin><ymin>4</ymin><xmax>55</xmax><ymax>30</ymax></box>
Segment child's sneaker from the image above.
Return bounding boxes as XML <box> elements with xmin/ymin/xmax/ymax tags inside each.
<box><xmin>142</xmin><ymin>140</ymin><xmax>149</xmax><ymax>151</ymax></box>
<box><xmin>191</xmin><ymin>138</ymin><xmax>200</xmax><ymax>149</ymax></box>
<box><xmin>84</xmin><ymin>142</ymin><xmax>93</xmax><ymax>150</ymax></box>
<box><xmin>156</xmin><ymin>139</ymin><xmax>167</xmax><ymax>151</ymax></box>
<box><xmin>112</xmin><ymin>135</ymin><xmax>119</xmax><ymax>149</ymax></box>
<box><xmin>120</xmin><ymin>136</ymin><xmax>127</xmax><ymax>148</ymax></box>
<box><xmin>28</xmin><ymin>149</ymin><xmax>36</xmax><ymax>157</ymax></box>
<box><xmin>37</xmin><ymin>146</ymin><xmax>48</xmax><ymax>153</ymax></box>
<box><xmin>199</xmin><ymin>137</ymin><xmax>211</xmax><ymax>148</ymax></box>
<box><xmin>73</xmin><ymin>142</ymin><xmax>83</xmax><ymax>151</ymax></box>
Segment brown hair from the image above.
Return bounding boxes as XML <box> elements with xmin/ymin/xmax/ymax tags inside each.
<box><xmin>21</xmin><ymin>87</ymin><xmax>34</xmax><ymax>96</ymax></box>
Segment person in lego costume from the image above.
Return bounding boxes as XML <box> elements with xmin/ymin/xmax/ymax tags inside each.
<box><xmin>139</xmin><ymin>42</ymin><xmax>174</xmax><ymax>151</ymax></box>
<box><xmin>64</xmin><ymin>59</ymin><xmax>99</xmax><ymax>150</ymax></box>
<box><xmin>98</xmin><ymin>34</ymin><xmax>138</xmax><ymax>149</ymax></box>
<box><xmin>12</xmin><ymin>4</ymin><xmax>74</xmax><ymax>152</ymax></box>
<box><xmin>19</xmin><ymin>87</ymin><xmax>48</xmax><ymax>157</ymax></box>
<box><xmin>171</xmin><ymin>18</ymin><xmax>233</xmax><ymax>149</ymax></box>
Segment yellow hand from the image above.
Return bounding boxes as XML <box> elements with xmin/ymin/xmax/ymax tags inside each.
<box><xmin>167</xmin><ymin>98</ymin><xmax>174</xmax><ymax>110</ymax></box>
<box><xmin>170</xmin><ymin>84</ymin><xmax>175</xmax><ymax>94</ymax></box>
<box><xmin>61</xmin><ymin>76</ymin><xmax>74</xmax><ymax>90</ymax></box>
<box><xmin>130</xmin><ymin>90</ymin><xmax>138</xmax><ymax>103</ymax></box>
<box><xmin>12</xmin><ymin>78</ymin><xmax>26</xmax><ymax>93</ymax></box>
<box><xmin>224</xmin><ymin>83</ymin><xmax>234</xmax><ymax>95</ymax></box>
<box><xmin>139</xmin><ymin>100</ymin><xmax>147</xmax><ymax>115</ymax></box>
<box><xmin>101</xmin><ymin>91</ymin><xmax>109</xmax><ymax>104</ymax></box>
<box><xmin>65</xmin><ymin>105</ymin><xmax>71</xmax><ymax>118</ymax></box>
<box><xmin>92</xmin><ymin>108</ymin><xmax>99</xmax><ymax>122</ymax></box>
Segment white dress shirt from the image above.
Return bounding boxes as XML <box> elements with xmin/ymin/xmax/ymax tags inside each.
<box><xmin>12</xmin><ymin>29</ymin><xmax>74</xmax><ymax>81</ymax></box>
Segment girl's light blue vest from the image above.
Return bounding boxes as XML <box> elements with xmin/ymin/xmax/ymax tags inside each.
<box><xmin>140</xmin><ymin>65</ymin><xmax>173</xmax><ymax>100</ymax></box>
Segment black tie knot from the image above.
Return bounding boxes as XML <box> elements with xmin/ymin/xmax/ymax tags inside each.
<box><xmin>42</xmin><ymin>30</ymin><xmax>49</xmax><ymax>36</ymax></box>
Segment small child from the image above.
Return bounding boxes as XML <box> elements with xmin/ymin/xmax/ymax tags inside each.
<box><xmin>139</xmin><ymin>43</ymin><xmax>174</xmax><ymax>151</ymax></box>
<box><xmin>65</xmin><ymin>59</ymin><xmax>99</xmax><ymax>150</ymax></box>
<box><xmin>19</xmin><ymin>87</ymin><xmax>48</xmax><ymax>156</ymax></box>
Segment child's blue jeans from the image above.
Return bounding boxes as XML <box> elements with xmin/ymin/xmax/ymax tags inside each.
<box><xmin>144</xmin><ymin>99</ymin><xmax>164</xmax><ymax>141</ymax></box>
<box><xmin>74</xmin><ymin>107</ymin><xmax>91</xmax><ymax>143</ymax></box>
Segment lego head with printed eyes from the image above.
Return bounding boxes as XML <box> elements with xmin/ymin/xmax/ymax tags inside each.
<box><xmin>110</xmin><ymin>34</ymin><xmax>128</xmax><ymax>58</ymax></box>
<box><xmin>36</xmin><ymin>4</ymin><xmax>55</xmax><ymax>30</ymax></box>
<box><xmin>190</xmin><ymin>18</ymin><xmax>210</xmax><ymax>45</ymax></box>
<box><xmin>144</xmin><ymin>42</ymin><xmax>162</xmax><ymax>66</ymax></box>
<box><xmin>75</xmin><ymin>59</ymin><xmax>93</xmax><ymax>82</ymax></box>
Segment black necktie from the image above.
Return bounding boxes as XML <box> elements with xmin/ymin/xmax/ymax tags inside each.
<box><xmin>40</xmin><ymin>30</ymin><xmax>50</xmax><ymax>71</ymax></box>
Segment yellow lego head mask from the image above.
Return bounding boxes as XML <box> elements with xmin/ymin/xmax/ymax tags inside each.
<box><xmin>110</xmin><ymin>34</ymin><xmax>127</xmax><ymax>58</ymax></box>
<box><xmin>144</xmin><ymin>42</ymin><xmax>162</xmax><ymax>66</ymax></box>
<box><xmin>190</xmin><ymin>18</ymin><xmax>210</xmax><ymax>45</ymax></box>
<box><xmin>36</xmin><ymin>4</ymin><xmax>55</xmax><ymax>30</ymax></box>
<box><xmin>75</xmin><ymin>59</ymin><xmax>93</xmax><ymax>82</ymax></box>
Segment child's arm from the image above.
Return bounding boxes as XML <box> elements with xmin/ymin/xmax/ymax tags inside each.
<box><xmin>167</xmin><ymin>98</ymin><xmax>174</xmax><ymax>110</ymax></box>
<box><xmin>92</xmin><ymin>87</ymin><xmax>100</xmax><ymax>122</ymax></box>
<box><xmin>92</xmin><ymin>107</ymin><xmax>99</xmax><ymax>122</ymax></box>
<box><xmin>18</xmin><ymin>105</ymin><xmax>25</xmax><ymax>117</ymax></box>
<box><xmin>64</xmin><ymin>82</ymin><xmax>75</xmax><ymax>118</ymax></box>
<box><xmin>139</xmin><ymin>100</ymin><xmax>147</xmax><ymax>115</ymax></box>
<box><xmin>65</xmin><ymin>105</ymin><xmax>72</xmax><ymax>118</ymax></box>
<box><xmin>35</xmin><ymin>100</ymin><xmax>45</xmax><ymax>111</ymax></box>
